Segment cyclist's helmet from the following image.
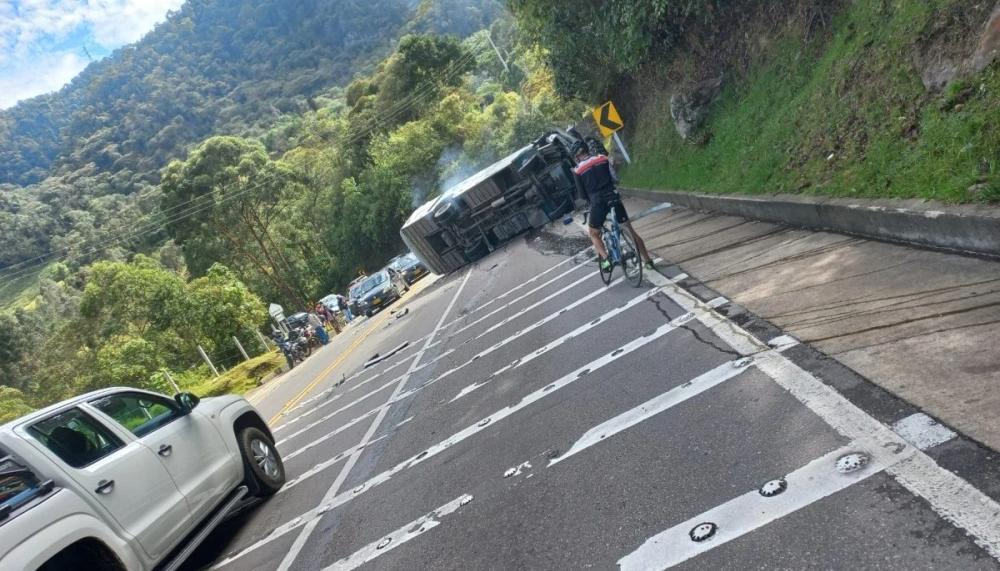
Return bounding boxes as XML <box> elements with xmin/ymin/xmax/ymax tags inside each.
<box><xmin>569</xmin><ymin>140</ymin><xmax>588</xmax><ymax>158</ymax></box>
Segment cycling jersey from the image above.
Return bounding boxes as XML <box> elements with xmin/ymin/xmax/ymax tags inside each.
<box><xmin>573</xmin><ymin>153</ymin><xmax>628</xmax><ymax>229</ymax></box>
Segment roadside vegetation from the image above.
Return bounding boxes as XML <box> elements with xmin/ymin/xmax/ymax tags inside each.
<box><xmin>0</xmin><ymin>3</ymin><xmax>583</xmax><ymax>418</ymax></box>
<box><xmin>511</xmin><ymin>1</ymin><xmax>1000</xmax><ymax>203</ymax></box>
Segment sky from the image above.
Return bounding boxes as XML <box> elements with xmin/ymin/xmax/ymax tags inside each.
<box><xmin>0</xmin><ymin>0</ymin><xmax>184</xmax><ymax>109</ymax></box>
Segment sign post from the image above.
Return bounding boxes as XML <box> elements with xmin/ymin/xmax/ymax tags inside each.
<box><xmin>592</xmin><ymin>101</ymin><xmax>631</xmax><ymax>164</ymax></box>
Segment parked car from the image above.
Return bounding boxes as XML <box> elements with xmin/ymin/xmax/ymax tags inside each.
<box><xmin>284</xmin><ymin>312</ymin><xmax>310</xmax><ymax>331</ymax></box>
<box><xmin>347</xmin><ymin>275</ymin><xmax>368</xmax><ymax>316</ymax></box>
<box><xmin>0</xmin><ymin>387</ymin><xmax>284</xmax><ymax>571</ymax></box>
<box><xmin>355</xmin><ymin>269</ymin><xmax>408</xmax><ymax>317</ymax></box>
<box><xmin>388</xmin><ymin>252</ymin><xmax>430</xmax><ymax>285</ymax></box>
<box><xmin>319</xmin><ymin>294</ymin><xmax>343</xmax><ymax>314</ymax></box>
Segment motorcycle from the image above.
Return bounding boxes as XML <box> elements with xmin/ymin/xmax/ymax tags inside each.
<box><xmin>286</xmin><ymin>328</ymin><xmax>313</xmax><ymax>362</ymax></box>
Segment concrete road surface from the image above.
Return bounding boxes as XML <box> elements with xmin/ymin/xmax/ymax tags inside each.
<box><xmin>182</xmin><ymin>221</ymin><xmax>1000</xmax><ymax>571</ymax></box>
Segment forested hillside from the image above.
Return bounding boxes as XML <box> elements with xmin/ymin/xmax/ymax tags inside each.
<box><xmin>0</xmin><ymin>0</ymin><xmax>583</xmax><ymax>419</ymax></box>
<box><xmin>0</xmin><ymin>0</ymin><xmax>504</xmax><ymax>274</ymax></box>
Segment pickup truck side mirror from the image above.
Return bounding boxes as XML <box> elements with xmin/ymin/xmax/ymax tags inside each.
<box><xmin>174</xmin><ymin>392</ymin><xmax>200</xmax><ymax>414</ymax></box>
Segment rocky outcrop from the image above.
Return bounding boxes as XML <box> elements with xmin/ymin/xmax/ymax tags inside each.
<box><xmin>970</xmin><ymin>3</ymin><xmax>1000</xmax><ymax>74</ymax></box>
<box><xmin>669</xmin><ymin>76</ymin><xmax>724</xmax><ymax>141</ymax></box>
<box><xmin>914</xmin><ymin>1</ymin><xmax>1000</xmax><ymax>91</ymax></box>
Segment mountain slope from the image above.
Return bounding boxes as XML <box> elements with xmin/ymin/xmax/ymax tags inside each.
<box><xmin>0</xmin><ymin>0</ymin><xmax>503</xmax><ymax>187</ymax></box>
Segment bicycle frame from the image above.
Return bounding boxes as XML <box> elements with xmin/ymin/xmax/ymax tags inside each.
<box><xmin>601</xmin><ymin>204</ymin><xmax>624</xmax><ymax>264</ymax></box>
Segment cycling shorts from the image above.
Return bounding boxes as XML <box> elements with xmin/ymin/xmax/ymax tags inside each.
<box><xmin>588</xmin><ymin>196</ymin><xmax>629</xmax><ymax>230</ymax></box>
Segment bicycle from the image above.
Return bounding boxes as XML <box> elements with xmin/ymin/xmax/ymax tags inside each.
<box><xmin>587</xmin><ymin>200</ymin><xmax>643</xmax><ymax>287</ymax></box>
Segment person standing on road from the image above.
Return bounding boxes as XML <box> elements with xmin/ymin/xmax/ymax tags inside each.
<box><xmin>336</xmin><ymin>293</ymin><xmax>354</xmax><ymax>322</ymax></box>
<box><xmin>307</xmin><ymin>312</ymin><xmax>330</xmax><ymax>345</ymax></box>
<box><xmin>571</xmin><ymin>140</ymin><xmax>654</xmax><ymax>271</ymax></box>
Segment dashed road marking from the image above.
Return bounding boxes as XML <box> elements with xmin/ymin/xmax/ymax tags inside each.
<box><xmin>274</xmin><ymin>270</ymin><xmax>473</xmax><ymax>571</ymax></box>
<box><xmin>212</xmin><ymin>317</ymin><xmax>683</xmax><ymax>567</ymax></box>
<box><xmin>619</xmin><ymin>440</ymin><xmax>905</xmax><ymax>570</ymax></box>
<box><xmin>323</xmin><ymin>494</ymin><xmax>473</xmax><ymax>571</ymax></box>
<box><xmin>642</xmin><ymin>266</ymin><xmax>1000</xmax><ymax>560</ymax></box>
<box><xmin>551</xmin><ymin>356</ymin><xmax>754</xmax><ymax>467</ymax></box>
<box><xmin>280</xmin><ymin>275</ymin><xmax>638</xmax><ymax>445</ymax></box>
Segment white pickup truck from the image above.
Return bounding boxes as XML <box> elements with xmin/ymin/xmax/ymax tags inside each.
<box><xmin>0</xmin><ymin>387</ymin><xmax>285</xmax><ymax>571</ymax></box>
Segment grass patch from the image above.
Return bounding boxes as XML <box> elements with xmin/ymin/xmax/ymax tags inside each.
<box><xmin>622</xmin><ymin>1</ymin><xmax>1000</xmax><ymax>203</ymax></box>
<box><xmin>185</xmin><ymin>351</ymin><xmax>285</xmax><ymax>398</ymax></box>
<box><xmin>0</xmin><ymin>265</ymin><xmax>47</xmax><ymax>311</ymax></box>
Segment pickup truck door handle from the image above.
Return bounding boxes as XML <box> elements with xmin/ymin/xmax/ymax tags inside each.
<box><xmin>95</xmin><ymin>479</ymin><xmax>115</xmax><ymax>494</ymax></box>
<box><xmin>158</xmin><ymin>444</ymin><xmax>173</xmax><ymax>457</ymax></box>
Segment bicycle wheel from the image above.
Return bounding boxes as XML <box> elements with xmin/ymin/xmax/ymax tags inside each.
<box><xmin>620</xmin><ymin>231</ymin><xmax>644</xmax><ymax>287</ymax></box>
<box><xmin>599</xmin><ymin>232</ymin><xmax>614</xmax><ymax>285</ymax></box>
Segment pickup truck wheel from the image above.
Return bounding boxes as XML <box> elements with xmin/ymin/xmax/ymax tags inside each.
<box><xmin>239</xmin><ymin>427</ymin><xmax>285</xmax><ymax>496</ymax></box>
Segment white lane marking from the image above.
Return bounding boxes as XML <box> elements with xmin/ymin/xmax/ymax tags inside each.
<box><xmin>323</xmin><ymin>494</ymin><xmax>473</xmax><ymax>571</ymax></box>
<box><xmin>755</xmin><ymin>351</ymin><xmax>1000</xmax><ymax>559</ymax></box>
<box><xmin>280</xmin><ymin>453</ymin><xmax>348</xmax><ymax>494</ymax></box>
<box><xmin>706</xmin><ymin>296</ymin><xmax>728</xmax><ymax>309</ymax></box>
<box><xmin>436</xmin><ymin>264</ymin><xmax>597</xmax><ymax>348</ymax></box>
<box><xmin>273</xmin><ymin>270</ymin><xmax>473</xmax><ymax>571</ymax></box>
<box><xmin>619</xmin><ymin>440</ymin><xmax>908</xmax><ymax>571</ymax></box>
<box><xmin>367</xmin><ymin>250</ymin><xmax>593</xmax><ymax>371</ymax></box>
<box><xmin>551</xmin><ymin>357</ymin><xmax>753</xmax><ymax>467</ymax></box>
<box><xmin>276</xmin><ymin>252</ymin><xmax>598</xmax><ymax>431</ymax></box>
<box><xmin>277</xmin><ymin>370</ymin><xmax>400</xmax><ymax>447</ymax></box>
<box><xmin>632</xmin><ymin>202</ymin><xmax>674</xmax><ymax>220</ymax></box>
<box><xmin>336</xmin><ymin>263</ymin><xmax>596</xmax><ymax>400</ymax></box>
<box><xmin>395</xmin><ymin>416</ymin><xmax>414</xmax><ymax>429</ymax></box>
<box><xmin>766</xmin><ymin>334</ymin><xmax>798</xmax><ymax>350</ymax></box>
<box><xmin>464</xmin><ymin>269</ymin><xmax>604</xmax><ymax>343</ymax></box>
<box><xmin>283</xmin><ymin>407</ymin><xmax>377</xmax><ymax>462</ymax></box>
<box><xmin>284</xmin><ymin>276</ymin><xmax>644</xmax><ymax>453</ymax></box>
<box><xmin>448</xmin><ymin>285</ymin><xmax>672</xmax><ymax>402</ymax></box>
<box><xmin>283</xmin><ymin>285</ymin><xmax>668</xmax><ymax>469</ymax></box>
<box><xmin>644</xmin><ymin>270</ymin><xmax>766</xmax><ymax>356</ymax></box>
<box><xmin>643</xmin><ymin>266</ymin><xmax>1000</xmax><ymax>559</ymax></box>
<box><xmin>483</xmin><ymin>248</ymin><xmax>591</xmax><ymax>309</ymax></box>
<box><xmin>449</xmin><ymin>382</ymin><xmax>482</xmax><ymax>403</ymax></box>
<box><xmin>214</xmin><ymin>319</ymin><xmax>683</xmax><ymax>567</ymax></box>
<box><xmin>671</xmin><ymin>273</ymin><xmax>689</xmax><ymax>282</ymax></box>
<box><xmin>892</xmin><ymin>413</ymin><xmax>956</xmax><ymax>451</ymax></box>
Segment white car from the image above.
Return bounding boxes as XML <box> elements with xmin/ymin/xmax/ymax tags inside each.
<box><xmin>0</xmin><ymin>387</ymin><xmax>285</xmax><ymax>571</ymax></box>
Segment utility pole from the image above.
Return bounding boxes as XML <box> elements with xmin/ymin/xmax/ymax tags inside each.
<box><xmin>486</xmin><ymin>31</ymin><xmax>509</xmax><ymax>74</ymax></box>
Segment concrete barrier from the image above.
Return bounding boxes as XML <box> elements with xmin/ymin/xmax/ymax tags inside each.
<box><xmin>620</xmin><ymin>188</ymin><xmax>1000</xmax><ymax>259</ymax></box>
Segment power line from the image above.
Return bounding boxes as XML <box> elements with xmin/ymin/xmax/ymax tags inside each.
<box><xmin>0</xmin><ymin>52</ymin><xmax>476</xmax><ymax>286</ymax></box>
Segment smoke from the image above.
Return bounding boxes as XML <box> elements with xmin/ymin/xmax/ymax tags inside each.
<box><xmin>437</xmin><ymin>145</ymin><xmax>482</xmax><ymax>194</ymax></box>
<box><xmin>411</xmin><ymin>145</ymin><xmax>484</xmax><ymax>209</ymax></box>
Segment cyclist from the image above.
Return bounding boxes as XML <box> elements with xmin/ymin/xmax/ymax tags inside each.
<box><xmin>571</xmin><ymin>140</ymin><xmax>654</xmax><ymax>271</ymax></box>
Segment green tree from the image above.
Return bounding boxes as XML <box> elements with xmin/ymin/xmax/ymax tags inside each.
<box><xmin>160</xmin><ymin>136</ymin><xmax>308</xmax><ymax>306</ymax></box>
<box><xmin>188</xmin><ymin>264</ymin><xmax>268</xmax><ymax>354</ymax></box>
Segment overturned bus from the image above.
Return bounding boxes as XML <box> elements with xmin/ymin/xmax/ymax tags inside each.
<box><xmin>400</xmin><ymin>130</ymin><xmax>581</xmax><ymax>275</ymax></box>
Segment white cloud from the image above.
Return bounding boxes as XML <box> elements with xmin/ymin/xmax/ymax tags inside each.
<box><xmin>89</xmin><ymin>0</ymin><xmax>185</xmax><ymax>46</ymax></box>
<box><xmin>0</xmin><ymin>48</ymin><xmax>88</xmax><ymax>108</ymax></box>
<box><xmin>0</xmin><ymin>0</ymin><xmax>184</xmax><ymax>106</ymax></box>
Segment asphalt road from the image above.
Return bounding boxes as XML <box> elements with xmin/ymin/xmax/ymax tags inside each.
<box><xmin>183</xmin><ymin>222</ymin><xmax>1000</xmax><ymax>571</ymax></box>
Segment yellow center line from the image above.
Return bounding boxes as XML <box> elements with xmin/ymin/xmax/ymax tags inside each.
<box><xmin>264</xmin><ymin>279</ymin><xmax>433</xmax><ymax>425</ymax></box>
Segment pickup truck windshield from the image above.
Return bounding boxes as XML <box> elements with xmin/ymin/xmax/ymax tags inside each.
<box><xmin>0</xmin><ymin>454</ymin><xmax>41</xmax><ymax>519</ymax></box>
